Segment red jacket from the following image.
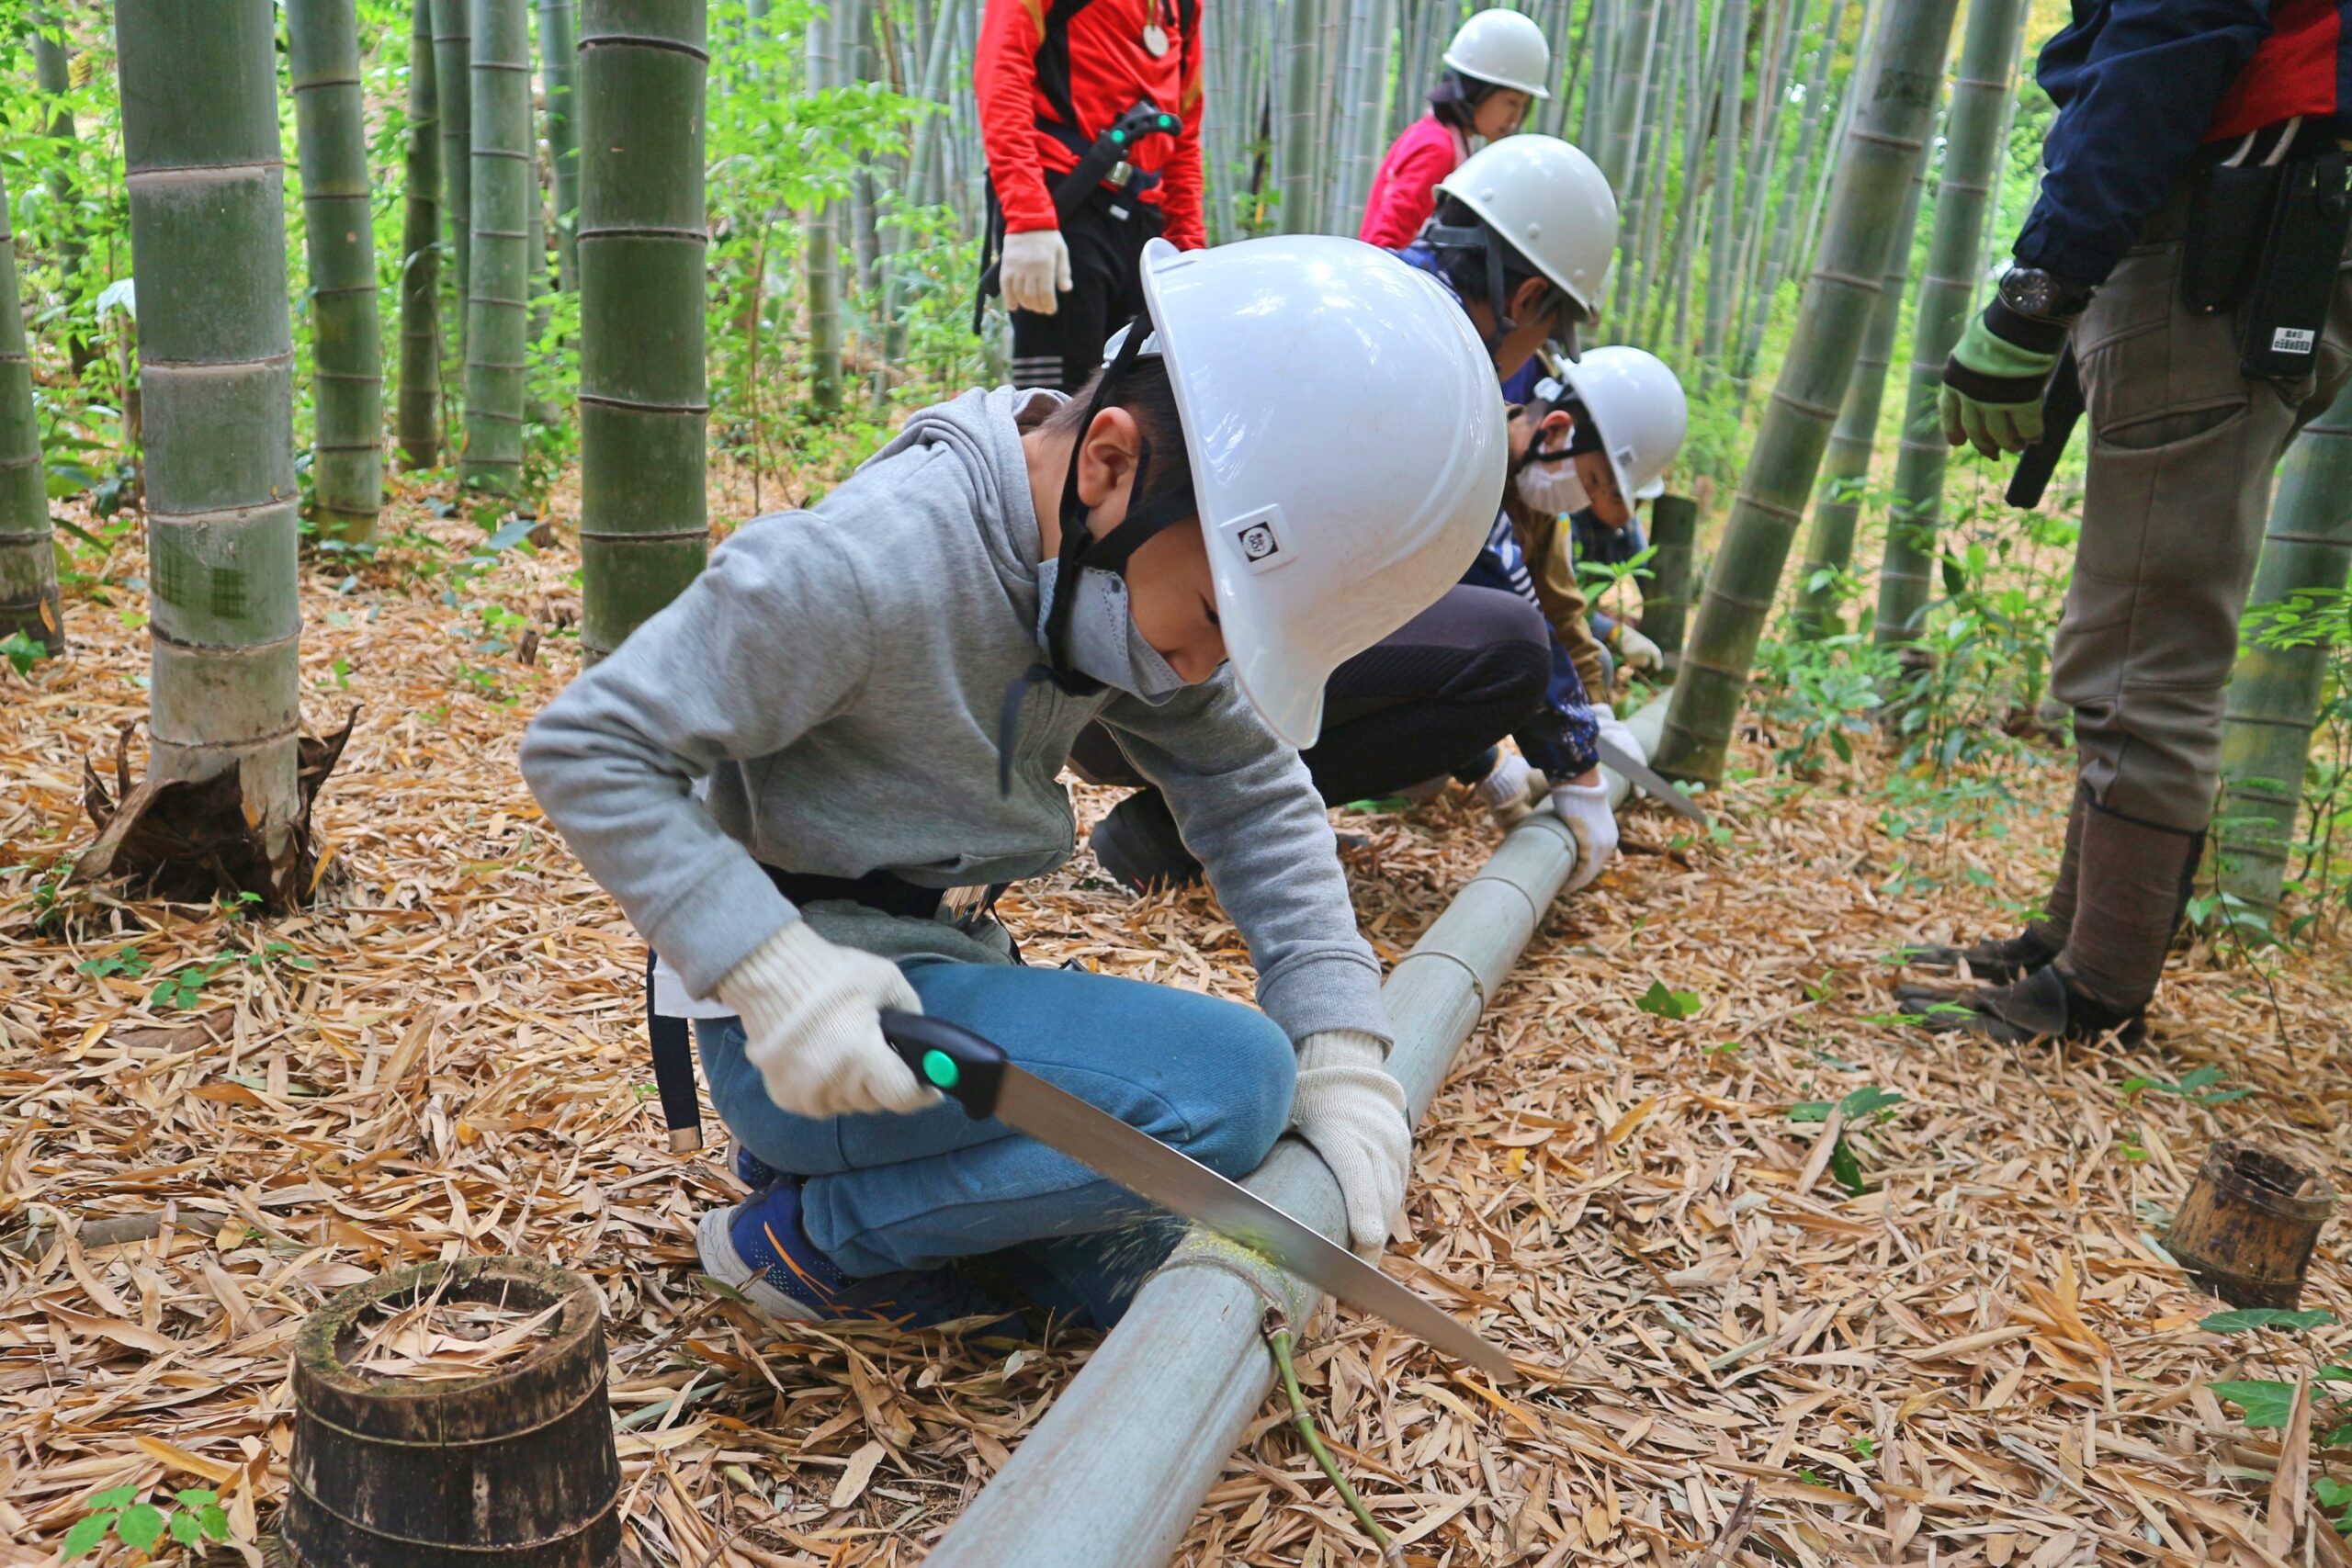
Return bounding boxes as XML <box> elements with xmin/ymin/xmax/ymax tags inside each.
<box><xmin>1357</xmin><ymin>114</ymin><xmax>1468</xmax><ymax>251</ymax></box>
<box><xmin>975</xmin><ymin>0</ymin><xmax>1205</xmax><ymax>250</ymax></box>
<box><xmin>2211</xmin><ymin>0</ymin><xmax>2346</xmax><ymax>141</ymax></box>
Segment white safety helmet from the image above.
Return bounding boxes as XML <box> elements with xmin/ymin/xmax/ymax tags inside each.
<box><xmin>1443</xmin><ymin>9</ymin><xmax>1553</xmax><ymax>99</ymax></box>
<box><xmin>1634</xmin><ymin>477</ymin><xmax>1666</xmax><ymax>503</ymax></box>
<box><xmin>1433</xmin><ymin>134</ymin><xmax>1618</xmax><ymax>321</ymax></box>
<box><xmin>1556</xmin><ymin>345</ymin><xmax>1688</xmax><ymax>503</ymax></box>
<box><xmin>1140</xmin><ymin>236</ymin><xmax>1505</xmax><ymax>746</ymax></box>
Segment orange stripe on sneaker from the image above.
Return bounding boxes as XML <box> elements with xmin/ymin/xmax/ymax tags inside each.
<box><xmin>763</xmin><ymin>1220</ymin><xmax>841</xmax><ymax>1306</ymax></box>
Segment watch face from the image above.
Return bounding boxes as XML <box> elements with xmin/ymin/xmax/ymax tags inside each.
<box><xmin>2002</xmin><ymin>269</ymin><xmax>2060</xmax><ymax>317</ymax></box>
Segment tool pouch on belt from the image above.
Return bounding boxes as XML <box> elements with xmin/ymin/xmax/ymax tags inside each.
<box><xmin>2182</xmin><ymin>144</ymin><xmax>2352</xmax><ymax>379</ymax></box>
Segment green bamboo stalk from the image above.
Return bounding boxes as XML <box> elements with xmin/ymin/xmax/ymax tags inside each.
<box><xmin>1643</xmin><ymin>492</ymin><xmax>1700</xmax><ymax>660</ymax></box>
<box><xmin>32</xmin><ymin>15</ymin><xmax>93</xmax><ymax>378</ymax></box>
<box><xmin>288</xmin><ymin>0</ymin><xmax>387</xmax><ymax>544</ymax></box>
<box><xmin>431</xmin><ymin>0</ymin><xmax>474</xmax><ymax>345</ymax></box>
<box><xmin>2213</xmin><ymin>387</ymin><xmax>2352</xmax><ymax>926</ymax></box>
<box><xmin>537</xmin><ymin>0</ymin><xmax>579</xmax><ymax>289</ymax></box>
<box><xmin>1655</xmin><ymin>0</ymin><xmax>1961</xmax><ymax>785</ymax></box>
<box><xmin>804</xmin><ymin>0</ymin><xmax>842</xmax><ymax>413</ymax></box>
<box><xmin>1739</xmin><ymin>0</ymin><xmax>1842</xmax><ymax>379</ymax></box>
<box><xmin>116</xmin><ymin>0</ymin><xmax>302</xmax><ymax>852</ymax></box>
<box><xmin>461</xmin><ymin>0</ymin><xmax>530</xmax><ymax>494</ymax></box>
<box><xmin>398</xmin><ymin>0</ymin><xmax>444</xmax><ymax>468</ymax></box>
<box><xmin>0</xmin><ymin>161</ymin><xmax>62</xmax><ymax>654</ymax></box>
<box><xmin>1698</xmin><ymin>0</ymin><xmax>1747</xmax><ymax>370</ymax></box>
<box><xmin>1730</xmin><ymin>0</ymin><xmax>1800</xmax><ymax>380</ymax></box>
<box><xmin>577</xmin><ymin>0</ymin><xmax>708</xmax><ymax>659</ymax></box>
<box><xmin>1792</xmin><ymin>149</ymin><xmax>1925</xmax><ymax>639</ymax></box>
<box><xmin>1277</xmin><ymin>0</ymin><xmax>1321</xmax><ymax>235</ymax></box>
<box><xmin>1874</xmin><ymin>0</ymin><xmax>2028</xmax><ymax>646</ymax></box>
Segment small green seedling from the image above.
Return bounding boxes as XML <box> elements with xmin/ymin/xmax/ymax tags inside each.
<box><xmin>62</xmin><ymin>1485</ymin><xmax>231</xmax><ymax>1559</ymax></box>
<box><xmin>1636</xmin><ymin>980</ymin><xmax>1704</xmax><ymax>1021</ymax></box>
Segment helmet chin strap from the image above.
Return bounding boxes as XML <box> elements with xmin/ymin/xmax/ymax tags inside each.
<box><xmin>999</xmin><ymin>309</ymin><xmax>1200</xmax><ymax>792</ymax></box>
<box><xmin>1426</xmin><ymin>220</ymin><xmax>1516</xmax><ymax>358</ymax></box>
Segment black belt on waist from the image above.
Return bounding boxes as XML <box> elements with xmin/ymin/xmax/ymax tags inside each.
<box><xmin>764</xmin><ymin>863</ymin><xmax>947</xmax><ymax>920</ymax></box>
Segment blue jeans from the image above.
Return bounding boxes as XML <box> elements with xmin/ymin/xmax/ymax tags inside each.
<box><xmin>697</xmin><ymin>959</ymin><xmax>1296</xmax><ymax>1326</ymax></box>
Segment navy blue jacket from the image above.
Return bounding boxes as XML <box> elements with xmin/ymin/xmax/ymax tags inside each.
<box><xmin>2013</xmin><ymin>1</ymin><xmax>2348</xmax><ymax>289</ymax></box>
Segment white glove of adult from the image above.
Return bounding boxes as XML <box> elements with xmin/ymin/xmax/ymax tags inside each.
<box><xmin>715</xmin><ymin>921</ymin><xmax>937</xmax><ymax>1120</ymax></box>
<box><xmin>1514</xmin><ymin>457</ymin><xmax>1589</xmax><ymax>517</ymax></box>
<box><xmin>1289</xmin><ymin>1030</ymin><xmax>1412</xmax><ymax>1252</ymax></box>
<box><xmin>999</xmin><ymin>228</ymin><xmax>1073</xmax><ymax>316</ymax></box>
<box><xmin>1550</xmin><ymin>776</ymin><xmax>1620</xmax><ymax>894</ymax></box>
<box><xmin>1591</xmin><ymin>703</ymin><xmax>1646</xmax><ymax>767</ymax></box>
<box><xmin>1613</xmin><ymin>623</ymin><xmax>1665</xmax><ymax>673</ymax></box>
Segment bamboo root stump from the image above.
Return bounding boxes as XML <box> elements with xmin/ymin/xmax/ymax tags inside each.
<box><xmin>2166</xmin><ymin>1140</ymin><xmax>2335</xmax><ymax>1310</ymax></box>
<box><xmin>280</xmin><ymin>1256</ymin><xmax>625</xmax><ymax>1568</ymax></box>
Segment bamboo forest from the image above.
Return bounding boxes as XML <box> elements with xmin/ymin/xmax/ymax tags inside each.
<box><xmin>5</xmin><ymin>0</ymin><xmax>2352</xmax><ymax>1563</ymax></box>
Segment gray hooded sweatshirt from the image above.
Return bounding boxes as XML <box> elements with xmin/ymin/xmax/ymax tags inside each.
<box><xmin>519</xmin><ymin>387</ymin><xmax>1389</xmax><ymax>1047</ymax></box>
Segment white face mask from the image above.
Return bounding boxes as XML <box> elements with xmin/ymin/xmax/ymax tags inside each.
<box><xmin>1035</xmin><ymin>558</ymin><xmax>1186</xmax><ymax>705</ymax></box>
<box><xmin>1514</xmin><ymin>458</ymin><xmax>1589</xmax><ymax>518</ymax></box>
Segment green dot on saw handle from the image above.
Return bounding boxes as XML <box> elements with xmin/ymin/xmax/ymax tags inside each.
<box><xmin>922</xmin><ymin>1049</ymin><xmax>960</xmax><ymax>1089</ymax></box>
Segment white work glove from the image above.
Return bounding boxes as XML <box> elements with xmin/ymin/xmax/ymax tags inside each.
<box><xmin>1591</xmin><ymin>703</ymin><xmax>1646</xmax><ymax>767</ymax></box>
<box><xmin>1472</xmin><ymin>747</ymin><xmax>1549</xmax><ymax>829</ymax></box>
<box><xmin>1290</xmin><ymin>1030</ymin><xmax>1412</xmax><ymax>1252</ymax></box>
<box><xmin>1514</xmin><ymin>458</ymin><xmax>1589</xmax><ymax>517</ymax></box>
<box><xmin>999</xmin><ymin>228</ymin><xmax>1073</xmax><ymax>316</ymax></box>
<box><xmin>1612</xmin><ymin>623</ymin><xmax>1664</xmax><ymax>673</ymax></box>
<box><xmin>715</xmin><ymin>921</ymin><xmax>937</xmax><ymax>1120</ymax></box>
<box><xmin>1550</xmin><ymin>775</ymin><xmax>1620</xmax><ymax>894</ymax></box>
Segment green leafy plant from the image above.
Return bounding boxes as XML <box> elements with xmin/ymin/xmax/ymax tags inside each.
<box><xmin>62</xmin><ymin>1484</ymin><xmax>231</xmax><ymax>1559</ymax></box>
<box><xmin>0</xmin><ymin>630</ymin><xmax>47</xmax><ymax>676</ymax></box>
<box><xmin>1788</xmin><ymin>1087</ymin><xmax>1906</xmax><ymax>1197</ymax></box>
<box><xmin>1636</xmin><ymin>981</ymin><xmax>1704</xmax><ymax>1021</ymax></box>
<box><xmin>2203</xmin><ymin>1308</ymin><xmax>2336</xmax><ymax>1335</ymax></box>
<box><xmin>76</xmin><ymin>944</ymin><xmax>151</xmax><ymax>981</ymax></box>
<box><xmin>2120</xmin><ymin>1065</ymin><xmax>2256</xmax><ymax>1108</ymax></box>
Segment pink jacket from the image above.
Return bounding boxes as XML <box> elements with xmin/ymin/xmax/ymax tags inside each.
<box><xmin>1357</xmin><ymin>114</ymin><xmax>1469</xmax><ymax>250</ymax></box>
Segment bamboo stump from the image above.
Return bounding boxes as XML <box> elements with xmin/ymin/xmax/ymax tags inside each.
<box><xmin>2166</xmin><ymin>1140</ymin><xmax>2335</xmax><ymax>1310</ymax></box>
<box><xmin>1641</xmin><ymin>492</ymin><xmax>1699</xmax><ymax>661</ymax></box>
<box><xmin>282</xmin><ymin>1256</ymin><xmax>624</xmax><ymax>1567</ymax></box>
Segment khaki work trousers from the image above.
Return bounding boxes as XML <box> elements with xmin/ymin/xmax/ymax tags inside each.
<box><xmin>2060</xmin><ymin>186</ymin><xmax>2352</xmax><ymax>832</ymax></box>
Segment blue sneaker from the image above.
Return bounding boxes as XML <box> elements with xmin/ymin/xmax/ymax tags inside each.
<box><xmin>729</xmin><ymin>1138</ymin><xmax>782</xmax><ymax>1192</ymax></box>
<box><xmin>695</xmin><ymin>1180</ymin><xmax>1025</xmax><ymax>1337</ymax></box>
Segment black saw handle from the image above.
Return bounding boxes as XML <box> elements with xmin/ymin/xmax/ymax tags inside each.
<box><xmin>881</xmin><ymin>1010</ymin><xmax>1007</xmax><ymax>1120</ymax></box>
<box><xmin>2007</xmin><ymin>343</ymin><xmax>2082</xmax><ymax>511</ymax></box>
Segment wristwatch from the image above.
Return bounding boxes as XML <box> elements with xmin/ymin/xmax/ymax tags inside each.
<box><xmin>1997</xmin><ymin>265</ymin><xmax>2093</xmax><ymax>323</ymax></box>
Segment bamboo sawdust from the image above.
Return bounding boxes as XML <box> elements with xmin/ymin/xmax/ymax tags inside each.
<box><xmin>1</xmin><ymin>474</ymin><xmax>2347</xmax><ymax>1568</ymax></box>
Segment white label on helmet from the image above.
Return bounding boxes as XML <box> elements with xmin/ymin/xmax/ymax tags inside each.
<box><xmin>2273</xmin><ymin>326</ymin><xmax>2316</xmax><ymax>354</ymax></box>
<box><xmin>1221</xmin><ymin>506</ymin><xmax>1294</xmax><ymax>574</ymax></box>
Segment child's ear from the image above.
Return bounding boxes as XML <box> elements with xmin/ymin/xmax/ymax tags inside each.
<box><xmin>1077</xmin><ymin>406</ymin><xmax>1144</xmax><ymax>509</ymax></box>
<box><xmin>1538</xmin><ymin>408</ymin><xmax>1576</xmax><ymax>447</ymax></box>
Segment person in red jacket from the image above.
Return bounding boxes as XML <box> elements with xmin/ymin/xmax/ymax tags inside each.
<box><xmin>976</xmin><ymin>0</ymin><xmax>1204</xmax><ymax>393</ymax></box>
<box><xmin>1358</xmin><ymin>8</ymin><xmax>1552</xmax><ymax>251</ymax></box>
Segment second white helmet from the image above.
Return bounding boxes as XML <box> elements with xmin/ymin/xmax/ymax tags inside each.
<box><xmin>1434</xmin><ymin>134</ymin><xmax>1618</xmax><ymax>319</ymax></box>
<box><xmin>1558</xmin><ymin>345</ymin><xmax>1689</xmax><ymax>502</ymax></box>
<box><xmin>1141</xmin><ymin>236</ymin><xmax>1506</xmax><ymax>747</ymax></box>
<box><xmin>1443</xmin><ymin>9</ymin><xmax>1554</xmax><ymax>99</ymax></box>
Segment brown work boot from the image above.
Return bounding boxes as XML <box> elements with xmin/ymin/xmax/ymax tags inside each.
<box><xmin>1901</xmin><ymin>784</ymin><xmax>2086</xmax><ymax>984</ymax></box>
<box><xmin>1899</xmin><ymin>964</ymin><xmax>2147</xmax><ymax>1047</ymax></box>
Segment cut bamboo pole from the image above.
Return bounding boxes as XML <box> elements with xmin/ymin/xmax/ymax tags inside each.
<box><xmin>461</xmin><ymin>0</ymin><xmax>531</xmax><ymax>495</ymax></box>
<box><xmin>1643</xmin><ymin>493</ymin><xmax>1700</xmax><ymax>660</ymax></box>
<box><xmin>576</xmin><ymin>0</ymin><xmax>708</xmax><ymax>659</ymax></box>
<box><xmin>1874</xmin><ymin>0</ymin><xmax>2028</xmax><ymax>647</ymax></box>
<box><xmin>0</xmin><ymin>160</ymin><xmax>60</xmax><ymax>654</ymax></box>
<box><xmin>2166</xmin><ymin>1141</ymin><xmax>2337</xmax><ymax>1310</ymax></box>
<box><xmin>2214</xmin><ymin>385</ymin><xmax>2352</xmax><ymax>925</ymax></box>
<box><xmin>1792</xmin><ymin>154</ymin><xmax>1926</xmax><ymax>640</ymax></box>
<box><xmin>925</xmin><ymin>809</ymin><xmax>1588</xmax><ymax>1567</ymax></box>
<box><xmin>288</xmin><ymin>0</ymin><xmax>387</xmax><ymax>544</ymax></box>
<box><xmin>1655</xmin><ymin>0</ymin><xmax>1961</xmax><ymax>785</ymax></box>
<box><xmin>397</xmin><ymin>0</ymin><xmax>443</xmax><ymax>470</ymax></box>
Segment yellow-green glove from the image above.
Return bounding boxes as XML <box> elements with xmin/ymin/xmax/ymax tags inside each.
<box><xmin>1940</xmin><ymin>310</ymin><xmax>2062</xmax><ymax>459</ymax></box>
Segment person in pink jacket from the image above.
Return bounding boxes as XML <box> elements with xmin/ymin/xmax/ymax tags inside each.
<box><xmin>1358</xmin><ymin>9</ymin><xmax>1553</xmax><ymax>249</ymax></box>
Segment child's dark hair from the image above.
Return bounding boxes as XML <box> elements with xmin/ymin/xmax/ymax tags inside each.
<box><xmin>1043</xmin><ymin>350</ymin><xmax>1196</xmax><ymax>515</ymax></box>
<box><xmin>1428</xmin><ymin>69</ymin><xmax>1499</xmax><ymax>132</ymax></box>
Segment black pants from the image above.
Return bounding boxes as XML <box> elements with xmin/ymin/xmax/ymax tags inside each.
<box><xmin>1070</xmin><ymin>585</ymin><xmax>1553</xmax><ymax>803</ymax></box>
<box><xmin>1009</xmin><ymin>194</ymin><xmax>1159</xmax><ymax>393</ymax></box>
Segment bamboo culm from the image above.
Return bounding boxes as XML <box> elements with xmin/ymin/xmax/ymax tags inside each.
<box><xmin>397</xmin><ymin>0</ymin><xmax>444</xmax><ymax>469</ymax></box>
<box><xmin>288</xmin><ymin>0</ymin><xmax>387</xmax><ymax>543</ymax></box>
<box><xmin>1656</xmin><ymin>0</ymin><xmax>1963</xmax><ymax>785</ymax></box>
<box><xmin>2214</xmin><ymin>385</ymin><xmax>2352</xmax><ymax>924</ymax></box>
<box><xmin>461</xmin><ymin>0</ymin><xmax>531</xmax><ymax>493</ymax></box>
<box><xmin>0</xmin><ymin>160</ymin><xmax>61</xmax><ymax>653</ymax></box>
<box><xmin>537</xmin><ymin>0</ymin><xmax>579</xmax><ymax>289</ymax></box>
<box><xmin>576</xmin><ymin>0</ymin><xmax>708</xmax><ymax>658</ymax></box>
<box><xmin>1792</xmin><ymin>153</ymin><xmax>1926</xmax><ymax>639</ymax></box>
<box><xmin>1874</xmin><ymin>0</ymin><xmax>2030</xmax><ymax>646</ymax></box>
<box><xmin>430</xmin><ymin>0</ymin><xmax>473</xmax><ymax>340</ymax></box>
<box><xmin>116</xmin><ymin>0</ymin><xmax>303</xmax><ymax>862</ymax></box>
<box><xmin>1277</xmin><ymin>0</ymin><xmax>1321</xmax><ymax>235</ymax></box>
<box><xmin>1698</xmin><ymin>0</ymin><xmax>1747</xmax><ymax>372</ymax></box>
<box><xmin>805</xmin><ymin>0</ymin><xmax>843</xmax><ymax>413</ymax></box>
